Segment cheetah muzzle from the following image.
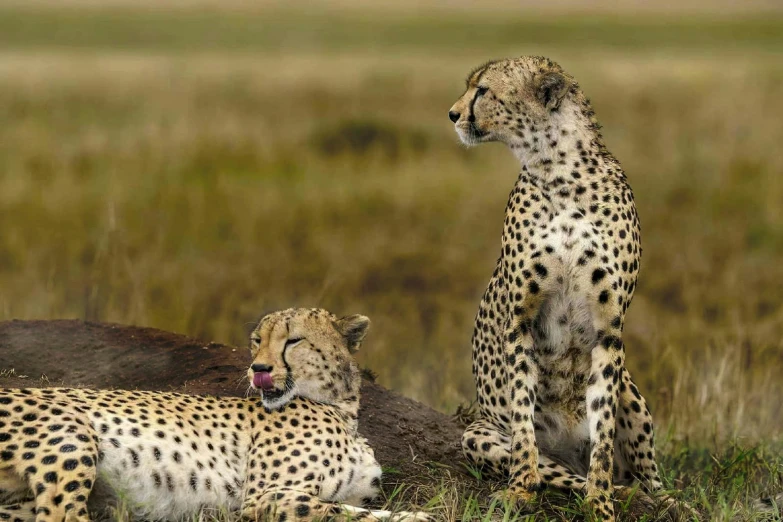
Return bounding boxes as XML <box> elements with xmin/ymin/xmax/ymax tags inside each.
<box><xmin>0</xmin><ymin>308</ymin><xmax>429</xmax><ymax>522</ymax></box>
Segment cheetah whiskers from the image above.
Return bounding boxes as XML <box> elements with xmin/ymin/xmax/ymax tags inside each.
<box><xmin>234</xmin><ymin>370</ymin><xmax>255</xmax><ymax>399</ymax></box>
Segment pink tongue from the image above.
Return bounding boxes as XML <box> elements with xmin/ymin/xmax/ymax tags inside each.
<box><xmin>253</xmin><ymin>371</ymin><xmax>275</xmax><ymax>391</ymax></box>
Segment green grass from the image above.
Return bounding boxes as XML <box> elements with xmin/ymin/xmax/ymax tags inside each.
<box><xmin>0</xmin><ymin>4</ymin><xmax>782</xmax><ymax>519</ymax></box>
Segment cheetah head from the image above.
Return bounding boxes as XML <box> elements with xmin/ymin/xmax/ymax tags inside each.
<box><xmin>448</xmin><ymin>56</ymin><xmax>580</xmax><ymax>150</ymax></box>
<box><xmin>247</xmin><ymin>308</ymin><xmax>369</xmax><ymax>410</ymax></box>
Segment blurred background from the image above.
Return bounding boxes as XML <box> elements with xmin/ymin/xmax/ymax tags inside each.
<box><xmin>1</xmin><ymin>0</ymin><xmax>781</xmax><ymax>445</ymax></box>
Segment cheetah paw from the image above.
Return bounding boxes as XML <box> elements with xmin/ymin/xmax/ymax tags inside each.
<box><xmin>343</xmin><ymin>506</ymin><xmax>430</xmax><ymax>521</ymax></box>
<box><xmin>385</xmin><ymin>511</ymin><xmax>431</xmax><ymax>522</ymax></box>
<box><xmin>491</xmin><ymin>484</ymin><xmax>543</xmax><ymax>506</ymax></box>
<box><xmin>658</xmin><ymin>495</ymin><xmax>701</xmax><ymax>521</ymax></box>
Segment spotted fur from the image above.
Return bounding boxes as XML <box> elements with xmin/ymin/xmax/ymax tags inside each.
<box><xmin>0</xmin><ymin>308</ymin><xmax>427</xmax><ymax>522</ymax></box>
<box><xmin>449</xmin><ymin>56</ymin><xmax>662</xmax><ymax>521</ymax></box>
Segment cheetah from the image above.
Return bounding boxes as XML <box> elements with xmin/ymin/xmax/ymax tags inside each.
<box><xmin>0</xmin><ymin>308</ymin><xmax>428</xmax><ymax>522</ymax></box>
<box><xmin>448</xmin><ymin>57</ymin><xmax>663</xmax><ymax>520</ymax></box>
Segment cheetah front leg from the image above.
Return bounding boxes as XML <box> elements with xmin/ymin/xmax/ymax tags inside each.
<box><xmin>242</xmin><ymin>488</ymin><xmax>428</xmax><ymax>521</ymax></box>
<box><xmin>616</xmin><ymin>368</ymin><xmax>663</xmax><ymax>494</ymax></box>
<box><xmin>500</xmin><ymin>292</ymin><xmax>549</xmax><ymax>504</ymax></box>
<box><xmin>242</xmin><ymin>487</ymin><xmax>340</xmax><ymax>521</ymax></box>
<box><xmin>584</xmin><ymin>304</ymin><xmax>627</xmax><ymax>522</ymax></box>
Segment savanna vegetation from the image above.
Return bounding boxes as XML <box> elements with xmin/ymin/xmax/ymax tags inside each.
<box><xmin>1</xmin><ymin>2</ymin><xmax>782</xmax><ymax>519</ymax></box>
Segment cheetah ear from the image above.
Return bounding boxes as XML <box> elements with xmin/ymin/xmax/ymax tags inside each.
<box><xmin>334</xmin><ymin>315</ymin><xmax>370</xmax><ymax>353</ymax></box>
<box><xmin>536</xmin><ymin>72</ymin><xmax>570</xmax><ymax>110</ymax></box>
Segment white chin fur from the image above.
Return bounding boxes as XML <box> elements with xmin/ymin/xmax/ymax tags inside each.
<box><xmin>260</xmin><ymin>386</ymin><xmax>296</xmax><ymax>410</ymax></box>
<box><xmin>456</xmin><ymin>127</ymin><xmax>486</xmax><ymax>147</ymax></box>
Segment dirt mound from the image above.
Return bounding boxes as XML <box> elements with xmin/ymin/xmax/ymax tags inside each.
<box><xmin>0</xmin><ymin>319</ymin><xmax>466</xmax><ymax>490</ymax></box>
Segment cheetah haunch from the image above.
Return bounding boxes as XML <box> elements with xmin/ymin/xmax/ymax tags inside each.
<box><xmin>449</xmin><ymin>57</ymin><xmax>663</xmax><ymax>521</ymax></box>
<box><xmin>0</xmin><ymin>308</ymin><xmax>427</xmax><ymax>522</ymax></box>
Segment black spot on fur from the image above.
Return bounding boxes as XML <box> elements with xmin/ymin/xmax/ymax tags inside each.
<box><xmin>592</xmin><ymin>268</ymin><xmax>606</xmax><ymax>283</ymax></box>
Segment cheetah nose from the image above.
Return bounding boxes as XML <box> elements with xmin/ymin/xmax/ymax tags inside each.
<box><xmin>448</xmin><ymin>110</ymin><xmax>460</xmax><ymax>123</ymax></box>
<box><xmin>251</xmin><ymin>363</ymin><xmax>272</xmax><ymax>373</ymax></box>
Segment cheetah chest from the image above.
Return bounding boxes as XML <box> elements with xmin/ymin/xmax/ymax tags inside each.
<box><xmin>478</xmin><ymin>208</ymin><xmax>604</xmax><ymax>426</ymax></box>
<box><xmin>528</xmin><ymin>212</ymin><xmax>601</xmax><ymax>412</ymax></box>
<box><xmin>248</xmin><ymin>402</ymin><xmax>382</xmax><ymax>508</ymax></box>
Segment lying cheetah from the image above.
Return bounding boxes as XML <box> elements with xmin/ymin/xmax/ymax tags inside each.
<box><xmin>0</xmin><ymin>308</ymin><xmax>427</xmax><ymax>522</ymax></box>
<box><xmin>448</xmin><ymin>57</ymin><xmax>662</xmax><ymax>520</ymax></box>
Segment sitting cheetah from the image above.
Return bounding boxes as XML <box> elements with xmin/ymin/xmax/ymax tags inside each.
<box><xmin>448</xmin><ymin>57</ymin><xmax>663</xmax><ymax>520</ymax></box>
<box><xmin>0</xmin><ymin>308</ymin><xmax>427</xmax><ymax>522</ymax></box>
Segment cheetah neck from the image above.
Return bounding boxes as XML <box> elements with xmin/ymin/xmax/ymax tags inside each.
<box><xmin>334</xmin><ymin>395</ymin><xmax>360</xmax><ymax>433</ymax></box>
<box><xmin>507</xmin><ymin>101</ymin><xmax>609</xmax><ymax>184</ymax></box>
<box><xmin>333</xmin><ymin>361</ymin><xmax>362</xmax><ymax>431</ymax></box>
<box><xmin>303</xmin><ymin>371</ymin><xmax>362</xmax><ymax>433</ymax></box>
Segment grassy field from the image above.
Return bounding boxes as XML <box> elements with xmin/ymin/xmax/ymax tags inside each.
<box><xmin>1</xmin><ymin>3</ymin><xmax>782</xmax><ymax>518</ymax></box>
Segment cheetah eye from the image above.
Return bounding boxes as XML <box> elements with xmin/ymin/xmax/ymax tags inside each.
<box><xmin>250</xmin><ymin>336</ymin><xmax>261</xmax><ymax>347</ymax></box>
<box><xmin>476</xmin><ymin>86</ymin><xmax>488</xmax><ymax>96</ymax></box>
<box><xmin>285</xmin><ymin>337</ymin><xmax>304</xmax><ymax>348</ymax></box>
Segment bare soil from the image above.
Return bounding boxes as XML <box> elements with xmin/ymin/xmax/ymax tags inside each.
<box><xmin>0</xmin><ymin>319</ymin><xmax>467</xmax><ymax>492</ymax></box>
